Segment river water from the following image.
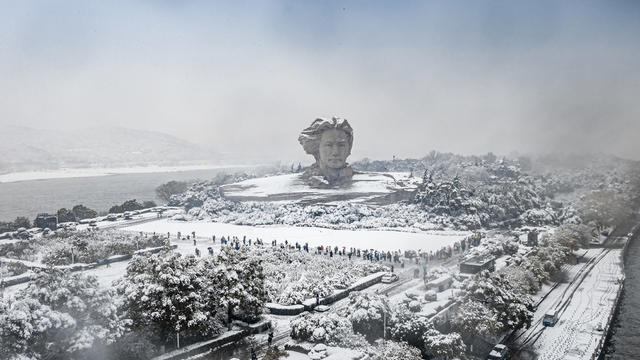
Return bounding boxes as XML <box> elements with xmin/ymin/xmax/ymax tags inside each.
<box><xmin>0</xmin><ymin>167</ymin><xmax>249</xmax><ymax>221</ymax></box>
<box><xmin>604</xmin><ymin>228</ymin><xmax>640</xmax><ymax>359</ymax></box>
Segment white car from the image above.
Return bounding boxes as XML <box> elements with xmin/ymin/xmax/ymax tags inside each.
<box><xmin>487</xmin><ymin>344</ymin><xmax>509</xmax><ymax>360</ymax></box>
<box><xmin>381</xmin><ymin>273</ymin><xmax>399</xmax><ymax>284</ymax></box>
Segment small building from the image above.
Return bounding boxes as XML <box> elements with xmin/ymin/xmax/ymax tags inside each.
<box><xmin>34</xmin><ymin>213</ymin><xmax>57</xmax><ymax>230</ymax></box>
<box><xmin>460</xmin><ymin>255</ymin><xmax>496</xmax><ymax>274</ymax></box>
<box><xmin>527</xmin><ymin>230</ymin><xmax>539</xmax><ymax>246</ymax></box>
<box><xmin>426</xmin><ymin>274</ymin><xmax>453</xmax><ymax>292</ymax></box>
<box><xmin>424</xmin><ymin>290</ymin><xmax>437</xmax><ymax>302</ymax></box>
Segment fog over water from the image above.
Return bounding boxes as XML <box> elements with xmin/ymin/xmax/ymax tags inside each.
<box><xmin>1</xmin><ymin>1</ymin><xmax>639</xmax><ymax>162</ymax></box>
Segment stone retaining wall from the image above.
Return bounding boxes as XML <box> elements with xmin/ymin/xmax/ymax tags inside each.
<box><xmin>153</xmin><ymin>320</ymin><xmax>271</xmax><ymax>360</ymax></box>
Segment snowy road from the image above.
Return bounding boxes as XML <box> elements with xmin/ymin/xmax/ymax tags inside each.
<box><xmin>511</xmin><ymin>248</ymin><xmax>624</xmax><ymax>360</ymax></box>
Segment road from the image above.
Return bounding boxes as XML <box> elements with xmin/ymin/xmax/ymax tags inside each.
<box><xmin>509</xmin><ymin>239</ymin><xmax>626</xmax><ymax>359</ymax></box>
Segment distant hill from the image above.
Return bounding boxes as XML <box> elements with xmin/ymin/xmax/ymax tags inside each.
<box><xmin>0</xmin><ymin>126</ymin><xmax>217</xmax><ymax>174</ymax></box>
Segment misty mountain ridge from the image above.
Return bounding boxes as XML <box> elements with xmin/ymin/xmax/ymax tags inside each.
<box><xmin>0</xmin><ymin>125</ymin><xmax>218</xmax><ymax>174</ymax></box>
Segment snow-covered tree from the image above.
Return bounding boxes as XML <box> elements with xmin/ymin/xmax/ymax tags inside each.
<box><xmin>390</xmin><ymin>303</ymin><xmax>465</xmax><ymax>358</ymax></box>
<box><xmin>390</xmin><ymin>303</ymin><xmax>432</xmax><ymax>348</ymax></box>
<box><xmin>422</xmin><ymin>327</ymin><xmax>466</xmax><ymax>359</ymax></box>
<box><xmin>368</xmin><ymin>340</ymin><xmax>422</xmax><ymax>360</ymax></box>
<box><xmin>453</xmin><ymin>300</ymin><xmax>501</xmax><ymax>338</ymax></box>
<box><xmin>0</xmin><ymin>269</ymin><xmax>126</xmax><ymax>360</ymax></box>
<box><xmin>116</xmin><ymin>251</ymin><xmax>215</xmax><ymax>342</ymax></box>
<box><xmin>207</xmin><ymin>247</ymin><xmax>267</xmax><ymax>326</ymax></box>
<box><xmin>343</xmin><ymin>291</ymin><xmax>391</xmax><ymax>341</ymax></box>
<box><xmin>290</xmin><ymin>312</ymin><xmax>362</xmax><ymax>347</ymax></box>
<box><xmin>459</xmin><ymin>271</ymin><xmax>534</xmax><ymax>332</ymax></box>
<box><xmin>578</xmin><ymin>189</ymin><xmax>634</xmax><ymax>230</ymax></box>
<box><xmin>553</xmin><ymin>223</ymin><xmax>592</xmax><ymax>249</ymax></box>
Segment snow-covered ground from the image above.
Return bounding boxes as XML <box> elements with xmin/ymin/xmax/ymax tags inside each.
<box><xmin>219</xmin><ymin>172</ymin><xmax>419</xmax><ymax>204</ymax></box>
<box><xmin>512</xmin><ymin>248</ymin><xmax>624</xmax><ymax>359</ymax></box>
<box><xmin>0</xmin><ymin>164</ymin><xmax>253</xmax><ymax>183</ymax></box>
<box><xmin>122</xmin><ymin>219</ymin><xmax>468</xmax><ymax>252</ymax></box>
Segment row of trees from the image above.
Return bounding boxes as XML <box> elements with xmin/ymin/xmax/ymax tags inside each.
<box><xmin>0</xmin><ymin>216</ymin><xmax>31</xmax><ymax>233</ymax></box>
<box><xmin>451</xmin><ymin>227</ymin><xmax>577</xmax><ymax>343</ymax></box>
<box><xmin>57</xmin><ymin>205</ymin><xmax>99</xmax><ymax>222</ymax></box>
<box><xmin>0</xmin><ymin>248</ymin><xmax>268</xmax><ymax>360</ymax></box>
<box><xmin>6</xmin><ymin>198</ymin><xmax>158</xmax><ymax>227</ymax></box>
<box><xmin>108</xmin><ymin>199</ymin><xmax>156</xmax><ymax>214</ymax></box>
<box><xmin>41</xmin><ymin>231</ymin><xmax>166</xmax><ymax>266</ymax></box>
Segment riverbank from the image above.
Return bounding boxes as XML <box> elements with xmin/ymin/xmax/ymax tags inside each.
<box><xmin>0</xmin><ymin>164</ymin><xmax>258</xmax><ymax>183</ymax></box>
<box><xmin>603</xmin><ymin>222</ymin><xmax>640</xmax><ymax>359</ymax></box>
<box><xmin>0</xmin><ymin>166</ymin><xmax>257</xmax><ymax>221</ymax></box>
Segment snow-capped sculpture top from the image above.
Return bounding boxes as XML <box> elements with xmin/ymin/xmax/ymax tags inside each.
<box><xmin>298</xmin><ymin>117</ymin><xmax>354</xmax><ymax>188</ymax></box>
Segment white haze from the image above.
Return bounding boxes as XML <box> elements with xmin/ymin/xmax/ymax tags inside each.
<box><xmin>1</xmin><ymin>1</ymin><xmax>639</xmax><ymax>163</ymax></box>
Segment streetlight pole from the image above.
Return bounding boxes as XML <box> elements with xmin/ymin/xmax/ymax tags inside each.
<box><xmin>0</xmin><ymin>260</ymin><xmax>4</xmax><ymax>299</ymax></box>
<box><xmin>383</xmin><ymin>310</ymin><xmax>387</xmax><ymax>342</ymax></box>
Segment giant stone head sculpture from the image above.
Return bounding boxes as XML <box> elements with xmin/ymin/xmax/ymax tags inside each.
<box><xmin>298</xmin><ymin>117</ymin><xmax>354</xmax><ymax>187</ymax></box>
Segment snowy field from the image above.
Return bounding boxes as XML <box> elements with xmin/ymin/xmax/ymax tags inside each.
<box><xmin>513</xmin><ymin>248</ymin><xmax>624</xmax><ymax>360</ymax></box>
<box><xmin>219</xmin><ymin>172</ymin><xmax>419</xmax><ymax>203</ymax></box>
<box><xmin>122</xmin><ymin>219</ymin><xmax>468</xmax><ymax>252</ymax></box>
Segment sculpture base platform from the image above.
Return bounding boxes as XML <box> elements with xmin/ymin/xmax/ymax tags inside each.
<box><xmin>220</xmin><ymin>173</ymin><xmax>420</xmax><ymax>205</ymax></box>
<box><xmin>219</xmin><ymin>172</ymin><xmax>420</xmax><ymax>205</ymax></box>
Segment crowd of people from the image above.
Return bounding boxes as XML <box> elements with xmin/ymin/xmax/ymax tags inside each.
<box><xmin>162</xmin><ymin>229</ymin><xmax>486</xmax><ymax>271</ymax></box>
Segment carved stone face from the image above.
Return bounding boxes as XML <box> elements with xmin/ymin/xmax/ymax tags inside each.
<box><xmin>318</xmin><ymin>129</ymin><xmax>350</xmax><ymax>169</ymax></box>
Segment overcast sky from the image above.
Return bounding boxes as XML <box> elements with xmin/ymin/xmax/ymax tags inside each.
<box><xmin>1</xmin><ymin>1</ymin><xmax>639</xmax><ymax>162</ymax></box>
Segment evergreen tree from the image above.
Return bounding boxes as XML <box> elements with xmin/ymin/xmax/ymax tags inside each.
<box><xmin>72</xmin><ymin>205</ymin><xmax>98</xmax><ymax>220</ymax></box>
<box><xmin>57</xmin><ymin>207</ymin><xmax>76</xmax><ymax>223</ymax></box>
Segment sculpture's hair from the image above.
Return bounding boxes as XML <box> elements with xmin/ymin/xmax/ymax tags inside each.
<box><xmin>298</xmin><ymin>117</ymin><xmax>353</xmax><ymax>161</ymax></box>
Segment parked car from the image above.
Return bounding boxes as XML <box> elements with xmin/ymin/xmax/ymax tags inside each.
<box><xmin>487</xmin><ymin>344</ymin><xmax>510</xmax><ymax>360</ymax></box>
<box><xmin>314</xmin><ymin>305</ymin><xmax>330</xmax><ymax>313</ymax></box>
<box><xmin>543</xmin><ymin>309</ymin><xmax>559</xmax><ymax>327</ymax></box>
<box><xmin>58</xmin><ymin>222</ymin><xmax>78</xmax><ymax>230</ymax></box>
<box><xmin>381</xmin><ymin>273</ymin><xmax>399</xmax><ymax>284</ymax></box>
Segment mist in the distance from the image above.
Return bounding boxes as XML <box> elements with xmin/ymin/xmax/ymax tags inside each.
<box><xmin>1</xmin><ymin>1</ymin><xmax>638</xmax><ymax>162</ymax></box>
